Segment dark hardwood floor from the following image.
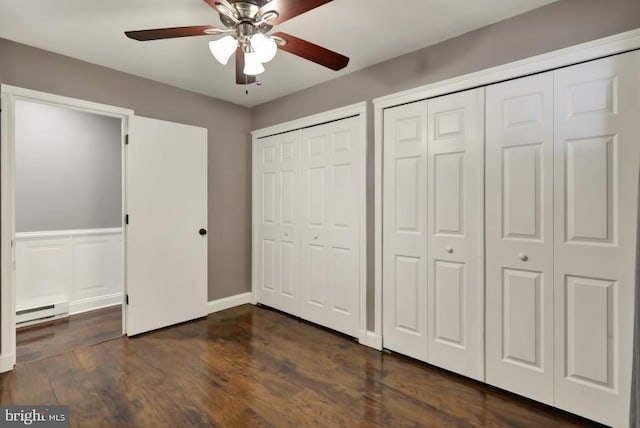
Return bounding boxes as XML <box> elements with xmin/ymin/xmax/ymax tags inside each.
<box><xmin>2</xmin><ymin>304</ymin><xmax>601</xmax><ymax>427</ymax></box>
<box><xmin>16</xmin><ymin>305</ymin><xmax>122</xmax><ymax>365</ymax></box>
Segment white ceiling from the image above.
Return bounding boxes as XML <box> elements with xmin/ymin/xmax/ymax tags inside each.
<box><xmin>0</xmin><ymin>0</ymin><xmax>558</xmax><ymax>107</ymax></box>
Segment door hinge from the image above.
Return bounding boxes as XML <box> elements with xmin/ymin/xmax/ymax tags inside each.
<box><xmin>125</xmin><ymin>214</ymin><xmax>129</xmax><ymax>225</ymax></box>
<box><xmin>126</xmin><ymin>294</ymin><xmax>129</xmax><ymax>305</ymax></box>
<box><xmin>125</xmin><ymin>134</ymin><xmax>129</xmax><ymax>145</ymax></box>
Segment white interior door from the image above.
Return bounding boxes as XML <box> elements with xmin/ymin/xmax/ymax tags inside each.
<box><xmin>553</xmin><ymin>51</ymin><xmax>640</xmax><ymax>428</ymax></box>
<box><xmin>300</xmin><ymin>117</ymin><xmax>362</xmax><ymax>337</ymax></box>
<box><xmin>255</xmin><ymin>130</ymin><xmax>302</xmax><ymax>316</ymax></box>
<box><xmin>382</xmin><ymin>100</ymin><xmax>429</xmax><ymax>360</ymax></box>
<box><xmin>426</xmin><ymin>88</ymin><xmax>485</xmax><ymax>380</ymax></box>
<box><xmin>126</xmin><ymin>116</ymin><xmax>208</xmax><ymax>336</ymax></box>
<box><xmin>485</xmin><ymin>72</ymin><xmax>555</xmax><ymax>404</ymax></box>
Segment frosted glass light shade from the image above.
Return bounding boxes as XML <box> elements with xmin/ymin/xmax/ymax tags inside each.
<box><xmin>250</xmin><ymin>33</ymin><xmax>278</xmax><ymax>63</ymax></box>
<box><xmin>243</xmin><ymin>52</ymin><xmax>265</xmax><ymax>75</ymax></box>
<box><xmin>209</xmin><ymin>36</ymin><xmax>237</xmax><ymax>65</ymax></box>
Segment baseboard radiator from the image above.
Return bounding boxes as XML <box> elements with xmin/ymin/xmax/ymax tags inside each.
<box><xmin>16</xmin><ymin>301</ymin><xmax>69</xmax><ymax>327</ymax></box>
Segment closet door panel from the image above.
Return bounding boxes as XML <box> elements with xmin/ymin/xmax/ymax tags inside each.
<box><xmin>553</xmin><ymin>51</ymin><xmax>640</xmax><ymax>428</ymax></box>
<box><xmin>427</xmin><ymin>88</ymin><xmax>485</xmax><ymax>380</ymax></box>
<box><xmin>382</xmin><ymin>101</ymin><xmax>429</xmax><ymax>361</ymax></box>
<box><xmin>256</xmin><ymin>130</ymin><xmax>302</xmax><ymax>316</ymax></box>
<box><xmin>485</xmin><ymin>72</ymin><xmax>555</xmax><ymax>404</ymax></box>
<box><xmin>301</xmin><ymin>117</ymin><xmax>361</xmax><ymax>337</ymax></box>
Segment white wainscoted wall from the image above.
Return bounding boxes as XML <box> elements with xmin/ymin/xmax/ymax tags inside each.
<box><xmin>15</xmin><ymin>228</ymin><xmax>123</xmax><ymax>322</ymax></box>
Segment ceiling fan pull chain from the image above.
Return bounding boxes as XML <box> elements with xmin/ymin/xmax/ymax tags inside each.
<box><xmin>245</xmin><ymin>75</ymin><xmax>249</xmax><ymax>95</ymax></box>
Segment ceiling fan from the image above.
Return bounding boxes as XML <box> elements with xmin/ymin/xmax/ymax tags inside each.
<box><xmin>125</xmin><ymin>0</ymin><xmax>349</xmax><ymax>86</ymax></box>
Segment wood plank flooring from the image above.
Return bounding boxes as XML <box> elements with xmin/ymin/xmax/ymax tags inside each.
<box><xmin>16</xmin><ymin>305</ymin><xmax>122</xmax><ymax>365</ymax></box>
<box><xmin>1</xmin><ymin>305</ymin><xmax>602</xmax><ymax>427</ymax></box>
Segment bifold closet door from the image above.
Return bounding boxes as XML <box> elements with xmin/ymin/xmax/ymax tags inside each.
<box><xmin>426</xmin><ymin>88</ymin><xmax>485</xmax><ymax>380</ymax></box>
<box><xmin>382</xmin><ymin>100</ymin><xmax>429</xmax><ymax>361</ymax></box>
<box><xmin>255</xmin><ymin>130</ymin><xmax>302</xmax><ymax>316</ymax></box>
<box><xmin>382</xmin><ymin>90</ymin><xmax>485</xmax><ymax>375</ymax></box>
<box><xmin>300</xmin><ymin>117</ymin><xmax>362</xmax><ymax>337</ymax></box>
<box><xmin>485</xmin><ymin>72</ymin><xmax>555</xmax><ymax>404</ymax></box>
<box><xmin>553</xmin><ymin>51</ymin><xmax>640</xmax><ymax>427</ymax></box>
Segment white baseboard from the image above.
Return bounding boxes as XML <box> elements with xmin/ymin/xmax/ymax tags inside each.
<box><xmin>207</xmin><ymin>292</ymin><xmax>253</xmax><ymax>314</ymax></box>
<box><xmin>359</xmin><ymin>330</ymin><xmax>383</xmax><ymax>351</ymax></box>
<box><xmin>0</xmin><ymin>353</ymin><xmax>14</xmax><ymax>373</ymax></box>
<box><xmin>69</xmin><ymin>292</ymin><xmax>122</xmax><ymax>315</ymax></box>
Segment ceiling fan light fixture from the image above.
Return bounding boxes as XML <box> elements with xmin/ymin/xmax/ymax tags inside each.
<box><xmin>243</xmin><ymin>52</ymin><xmax>266</xmax><ymax>75</ymax></box>
<box><xmin>250</xmin><ymin>33</ymin><xmax>278</xmax><ymax>63</ymax></box>
<box><xmin>209</xmin><ymin>35</ymin><xmax>237</xmax><ymax>65</ymax></box>
<box><xmin>125</xmin><ymin>0</ymin><xmax>351</xmax><ymax>86</ymax></box>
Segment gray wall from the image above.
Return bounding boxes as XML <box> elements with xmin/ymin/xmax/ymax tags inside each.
<box><xmin>15</xmin><ymin>100</ymin><xmax>122</xmax><ymax>232</ymax></box>
<box><xmin>251</xmin><ymin>0</ymin><xmax>640</xmax><ymax>330</ymax></box>
<box><xmin>0</xmin><ymin>37</ymin><xmax>252</xmax><ymax>302</ymax></box>
<box><xmin>251</xmin><ymin>0</ymin><xmax>640</xmax><ymax>129</ymax></box>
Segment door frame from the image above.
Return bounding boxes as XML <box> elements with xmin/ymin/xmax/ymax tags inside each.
<box><xmin>373</xmin><ymin>28</ymin><xmax>640</xmax><ymax>347</ymax></box>
<box><xmin>0</xmin><ymin>85</ymin><xmax>133</xmax><ymax>372</ymax></box>
<box><xmin>251</xmin><ymin>102</ymin><xmax>370</xmax><ymax>347</ymax></box>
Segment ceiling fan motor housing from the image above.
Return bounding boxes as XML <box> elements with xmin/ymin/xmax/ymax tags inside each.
<box><xmin>220</xmin><ymin>2</ymin><xmax>271</xmax><ymax>26</ymax></box>
<box><xmin>219</xmin><ymin>0</ymin><xmax>276</xmax><ymax>48</ymax></box>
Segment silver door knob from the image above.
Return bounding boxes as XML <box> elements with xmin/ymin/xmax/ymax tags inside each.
<box><xmin>284</xmin><ymin>232</ymin><xmax>289</xmax><ymax>237</ymax></box>
<box><xmin>445</xmin><ymin>246</ymin><xmax>454</xmax><ymax>254</ymax></box>
<box><xmin>314</xmin><ymin>235</ymin><xmax>318</xmax><ymax>240</ymax></box>
<box><xmin>518</xmin><ymin>252</ymin><xmax>529</xmax><ymax>262</ymax></box>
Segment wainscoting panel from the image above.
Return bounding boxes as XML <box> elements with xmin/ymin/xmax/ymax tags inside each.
<box><xmin>16</xmin><ymin>228</ymin><xmax>123</xmax><ymax>320</ymax></box>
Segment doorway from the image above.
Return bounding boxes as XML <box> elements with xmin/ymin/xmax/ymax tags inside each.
<box><xmin>1</xmin><ymin>85</ymin><xmax>210</xmax><ymax>372</ymax></box>
<box><xmin>12</xmin><ymin>99</ymin><xmax>126</xmax><ymax>364</ymax></box>
<box><xmin>0</xmin><ymin>86</ymin><xmax>132</xmax><ymax>370</ymax></box>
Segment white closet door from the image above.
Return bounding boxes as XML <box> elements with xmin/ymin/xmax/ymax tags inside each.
<box><xmin>553</xmin><ymin>51</ymin><xmax>640</xmax><ymax>428</ymax></box>
<box><xmin>485</xmin><ymin>73</ymin><xmax>555</xmax><ymax>404</ymax></box>
<box><xmin>382</xmin><ymin>101</ymin><xmax>429</xmax><ymax>360</ymax></box>
<box><xmin>426</xmin><ymin>88</ymin><xmax>485</xmax><ymax>380</ymax></box>
<box><xmin>300</xmin><ymin>117</ymin><xmax>361</xmax><ymax>337</ymax></box>
<box><xmin>255</xmin><ymin>130</ymin><xmax>302</xmax><ymax>316</ymax></box>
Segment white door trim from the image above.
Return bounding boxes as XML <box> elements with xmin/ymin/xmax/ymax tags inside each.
<box><xmin>374</xmin><ymin>27</ymin><xmax>640</xmax><ymax>346</ymax></box>
<box><xmin>0</xmin><ymin>85</ymin><xmax>133</xmax><ymax>372</ymax></box>
<box><xmin>251</xmin><ymin>102</ymin><xmax>370</xmax><ymax>346</ymax></box>
<box><xmin>251</xmin><ymin>102</ymin><xmax>367</xmax><ymax>139</ymax></box>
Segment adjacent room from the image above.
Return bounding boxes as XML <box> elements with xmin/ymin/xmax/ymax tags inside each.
<box><xmin>14</xmin><ymin>100</ymin><xmax>124</xmax><ymax>365</ymax></box>
<box><xmin>1</xmin><ymin>0</ymin><xmax>639</xmax><ymax>427</ymax></box>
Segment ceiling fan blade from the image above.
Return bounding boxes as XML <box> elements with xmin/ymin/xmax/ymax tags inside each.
<box><xmin>202</xmin><ymin>0</ymin><xmax>239</xmax><ymax>22</ymax></box>
<box><xmin>125</xmin><ymin>25</ymin><xmax>224</xmax><ymax>41</ymax></box>
<box><xmin>236</xmin><ymin>47</ymin><xmax>257</xmax><ymax>85</ymax></box>
<box><xmin>273</xmin><ymin>32</ymin><xmax>349</xmax><ymax>71</ymax></box>
<box><xmin>259</xmin><ymin>0</ymin><xmax>333</xmax><ymax>25</ymax></box>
